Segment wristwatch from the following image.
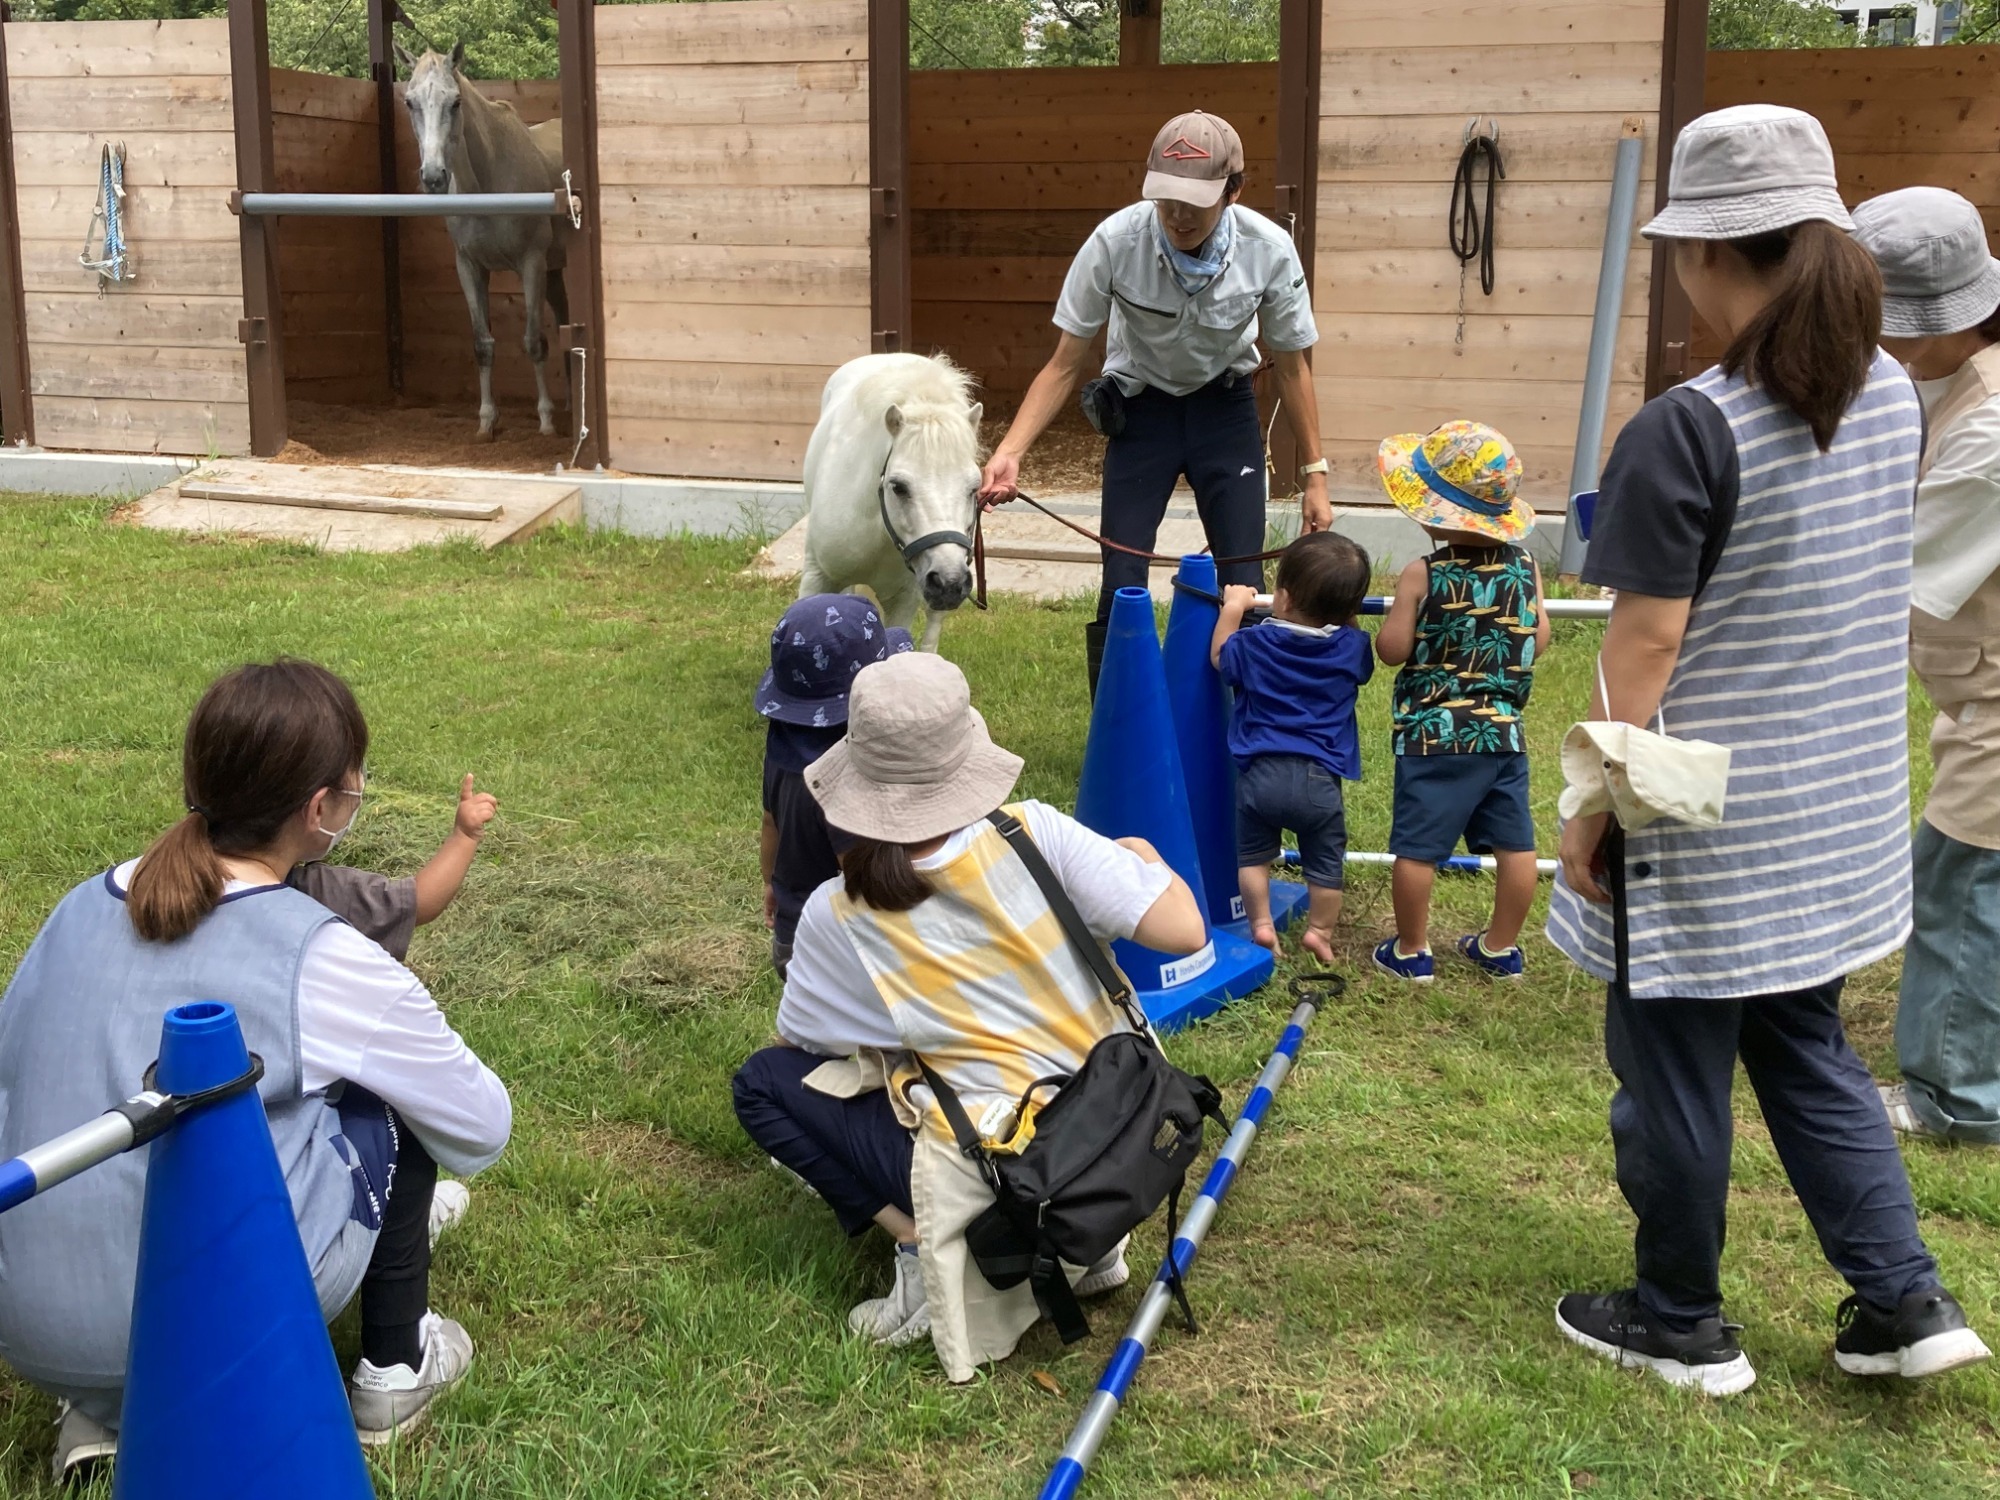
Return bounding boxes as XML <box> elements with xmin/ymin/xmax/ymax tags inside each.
<box><xmin>1298</xmin><ymin>458</ymin><xmax>1330</xmax><ymax>477</ymax></box>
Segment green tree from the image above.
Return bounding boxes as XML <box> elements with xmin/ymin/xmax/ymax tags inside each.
<box><xmin>1708</xmin><ymin>0</ymin><xmax>1859</xmax><ymax>49</ymax></box>
<box><xmin>910</xmin><ymin>0</ymin><xmax>1032</xmax><ymax>67</ymax></box>
<box><xmin>1161</xmin><ymin>0</ymin><xmax>1277</xmax><ymax>62</ymax></box>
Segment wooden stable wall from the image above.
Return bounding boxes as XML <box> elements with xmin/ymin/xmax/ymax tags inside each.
<box><xmin>596</xmin><ymin>0</ymin><xmax>872</xmax><ymax>480</ymax></box>
<box><xmin>393</xmin><ymin>77</ymin><xmax>562</xmax><ymax>411</ymax></box>
<box><xmin>1315</xmin><ymin>0</ymin><xmax>1661</xmax><ymax>508</ymax></box>
<box><xmin>272</xmin><ymin>67</ymin><xmax>386</xmax><ymax>406</ymax></box>
<box><xmin>910</xmin><ymin>64</ymin><xmax>1279</xmax><ymax>401</ymax></box>
<box><xmin>1701</xmin><ymin>46</ymin><xmax>2000</xmax><ymax>362</ymax></box>
<box><xmin>5</xmin><ymin>18</ymin><xmax>248</xmax><ymax>455</ymax></box>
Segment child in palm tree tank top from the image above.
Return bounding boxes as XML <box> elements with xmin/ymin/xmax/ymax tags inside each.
<box><xmin>1372</xmin><ymin>421</ymin><xmax>1551</xmax><ymax>982</ymax></box>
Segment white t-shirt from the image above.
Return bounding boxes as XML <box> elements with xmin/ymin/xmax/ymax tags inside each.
<box><xmin>1914</xmin><ymin>378</ymin><xmax>2000</xmax><ymax>621</ymax></box>
<box><xmin>110</xmin><ymin>859</ymin><xmax>511</xmax><ymax>1177</ymax></box>
<box><xmin>776</xmin><ymin>801</ymin><xmax>1174</xmax><ymax>1056</ymax></box>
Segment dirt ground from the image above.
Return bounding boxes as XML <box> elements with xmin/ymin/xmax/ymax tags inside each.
<box><xmin>983</xmin><ymin>407</ymin><xmax>1104</xmax><ymax>495</ymax></box>
<box><xmin>278</xmin><ymin>401</ymin><xmax>573</xmax><ymax>473</ymax></box>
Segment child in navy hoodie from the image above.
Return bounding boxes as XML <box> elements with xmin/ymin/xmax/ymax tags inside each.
<box><xmin>1210</xmin><ymin>531</ymin><xmax>1373</xmax><ymax>962</ymax></box>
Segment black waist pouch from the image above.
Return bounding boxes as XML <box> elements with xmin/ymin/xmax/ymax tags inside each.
<box><xmin>1079</xmin><ymin>375</ymin><xmax>1126</xmax><ymax>438</ymax></box>
<box><xmin>918</xmin><ymin>812</ymin><xmax>1226</xmax><ymax>1344</ymax></box>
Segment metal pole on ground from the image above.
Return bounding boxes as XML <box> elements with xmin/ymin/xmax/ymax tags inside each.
<box><xmin>1559</xmin><ymin>120</ymin><xmax>1647</xmax><ymax>581</ymax></box>
<box><xmin>1039</xmin><ymin>975</ymin><xmax>1340</xmax><ymax>1500</ymax></box>
<box><xmin>1341</xmin><ymin>850</ymin><xmax>1559</xmax><ymax>877</ymax></box>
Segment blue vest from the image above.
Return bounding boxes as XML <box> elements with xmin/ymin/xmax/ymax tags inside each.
<box><xmin>0</xmin><ymin>873</ymin><xmax>351</xmax><ymax>1394</ymax></box>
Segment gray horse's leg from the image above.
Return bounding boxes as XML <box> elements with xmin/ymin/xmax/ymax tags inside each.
<box><xmin>455</xmin><ymin>252</ymin><xmax>498</xmax><ymax>440</ymax></box>
<box><xmin>919</xmin><ymin>610</ymin><xmax>945</xmax><ymax>653</ymax></box>
<box><xmin>519</xmin><ymin>246</ymin><xmax>556</xmax><ymax>437</ymax></box>
<box><xmin>547</xmin><ymin>267</ymin><xmax>572</xmax><ymax>412</ymax></box>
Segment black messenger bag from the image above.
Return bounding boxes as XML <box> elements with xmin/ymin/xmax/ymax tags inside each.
<box><xmin>915</xmin><ymin>810</ymin><xmax>1228</xmax><ymax>1345</ymax></box>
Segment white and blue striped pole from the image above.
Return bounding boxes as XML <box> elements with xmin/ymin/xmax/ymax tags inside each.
<box><xmin>1252</xmin><ymin>595</ymin><xmax>1611</xmax><ymax>619</ymax></box>
<box><xmin>1039</xmin><ymin>975</ymin><xmax>1339</xmax><ymax>1500</ymax></box>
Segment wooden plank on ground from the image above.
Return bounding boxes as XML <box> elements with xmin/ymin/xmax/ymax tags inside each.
<box><xmin>609</xmin><ymin>416</ymin><xmax>817</xmax><ymax>483</ymax></box>
<box><xmin>4</xmin><ymin>18</ymin><xmax>230</xmax><ymax>79</ymax></box>
<box><xmin>595</xmin><ymin>0</ymin><xmax>866</xmax><ymax>67</ymax></box>
<box><xmin>24</xmin><ymin>293</ymin><xmax>243</xmax><ymax>349</ymax></box>
<box><xmin>605</xmin><ymin>301</ymin><xmax>870</xmax><ymax>367</ymax></box>
<box><xmin>596</xmin><ymin>122</ymin><xmax>869</xmax><ymax>188</ymax></box>
<box><xmin>598</xmin><ymin>184</ymin><xmax>869</xmax><ymax>247</ymax></box>
<box><xmin>596</xmin><ymin>61</ymin><xmax>866</xmax><ymax>128</ymax></box>
<box><xmin>180</xmin><ymin>483</ymin><xmax>502</xmax><ymax>520</ymax></box>
<box><xmin>7</xmin><ymin>73</ymin><xmax>232</xmax><ymax>133</ymax></box>
<box><xmin>28</xmin><ymin>342</ymin><xmax>246</xmax><ymax>403</ymax></box>
<box><xmin>603</xmin><ymin>244</ymin><xmax>870</xmax><ymax>307</ymax></box>
<box><xmin>1320</xmin><ymin>43</ymin><xmax>1660</xmax><ymax>117</ymax></box>
<box><xmin>33</xmin><ymin>394</ymin><xmax>248</xmax><ymax>455</ymax></box>
<box><xmin>1320</xmin><ymin>114</ymin><xmax>1656</xmax><ymax>185</ymax></box>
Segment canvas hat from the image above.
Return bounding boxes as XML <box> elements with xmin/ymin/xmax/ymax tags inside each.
<box><xmin>1142</xmin><ymin>111</ymin><xmax>1245</xmax><ymax>209</ymax></box>
<box><xmin>1853</xmin><ymin>186</ymin><xmax>2000</xmax><ymax>337</ymax></box>
<box><xmin>754</xmin><ymin>593</ymin><xmax>914</xmax><ymax>728</ymax></box>
<box><xmin>804</xmin><ymin>653</ymin><xmax>1024</xmax><ymax>844</ymax></box>
<box><xmin>1378</xmin><ymin>420</ymin><xmax>1534</xmax><ymax>543</ymax></box>
<box><xmin>1642</xmin><ymin>104</ymin><xmax>1854</xmax><ymax>242</ymax></box>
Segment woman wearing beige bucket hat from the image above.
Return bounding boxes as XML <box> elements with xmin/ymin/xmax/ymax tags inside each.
<box><xmin>1854</xmin><ymin>186</ymin><xmax>2000</xmax><ymax>1146</ymax></box>
<box><xmin>729</xmin><ymin>652</ymin><xmax>1206</xmax><ymax>1380</ymax></box>
<box><xmin>1544</xmin><ymin>105</ymin><xmax>1989</xmax><ymax>1394</ymax></box>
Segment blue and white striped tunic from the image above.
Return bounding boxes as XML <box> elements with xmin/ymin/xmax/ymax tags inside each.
<box><xmin>1548</xmin><ymin>351</ymin><xmax>1923</xmax><ymax>999</ymax></box>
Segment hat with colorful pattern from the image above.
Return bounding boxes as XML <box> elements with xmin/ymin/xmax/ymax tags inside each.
<box><xmin>755</xmin><ymin>593</ymin><xmax>914</xmax><ymax>728</ymax></box>
<box><xmin>1377</xmin><ymin>421</ymin><xmax>1533</xmax><ymax>543</ymax></box>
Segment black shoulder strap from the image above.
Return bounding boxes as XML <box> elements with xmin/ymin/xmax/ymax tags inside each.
<box><xmin>985</xmin><ymin>809</ymin><xmax>1149</xmax><ymax>1034</ymax></box>
<box><xmin>916</xmin><ymin>1056</ymin><xmax>986</xmax><ymax>1162</ymax></box>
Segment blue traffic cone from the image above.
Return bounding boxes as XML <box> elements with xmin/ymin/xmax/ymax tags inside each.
<box><xmin>1076</xmin><ymin>586</ymin><xmax>1272</xmax><ymax>1031</ymax></box>
<box><xmin>116</xmin><ymin>1002</ymin><xmax>373</xmax><ymax>1500</ymax></box>
<box><xmin>1160</xmin><ymin>555</ymin><xmax>1309</xmax><ymax>938</ymax></box>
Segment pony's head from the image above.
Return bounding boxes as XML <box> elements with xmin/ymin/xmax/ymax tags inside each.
<box><xmin>875</xmin><ymin>359</ymin><xmax>984</xmax><ymax>615</ymax></box>
<box><xmin>399</xmin><ymin>43</ymin><xmax>467</xmax><ymax>194</ymax></box>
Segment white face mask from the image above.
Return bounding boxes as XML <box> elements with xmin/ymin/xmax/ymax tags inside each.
<box><xmin>315</xmin><ymin>778</ymin><xmax>365</xmax><ymax>853</ymax></box>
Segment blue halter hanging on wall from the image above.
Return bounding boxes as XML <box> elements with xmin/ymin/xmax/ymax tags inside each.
<box><xmin>79</xmin><ymin>142</ymin><xmax>134</xmax><ymax>290</ymax></box>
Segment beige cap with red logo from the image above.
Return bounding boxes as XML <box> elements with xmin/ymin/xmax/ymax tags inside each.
<box><xmin>1142</xmin><ymin>111</ymin><xmax>1245</xmax><ymax>209</ymax></box>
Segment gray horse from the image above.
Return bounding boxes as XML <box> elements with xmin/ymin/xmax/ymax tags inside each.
<box><xmin>400</xmin><ymin>44</ymin><xmax>570</xmax><ymax>440</ymax></box>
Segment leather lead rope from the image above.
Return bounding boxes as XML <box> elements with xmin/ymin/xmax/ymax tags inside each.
<box><xmin>1449</xmin><ymin>121</ymin><xmax>1504</xmax><ymax>351</ymax></box>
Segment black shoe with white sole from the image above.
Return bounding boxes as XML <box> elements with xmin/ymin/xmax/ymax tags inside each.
<box><xmin>1835</xmin><ymin>1289</ymin><xmax>1991</xmax><ymax>1379</ymax></box>
<box><xmin>1556</xmin><ymin>1288</ymin><xmax>1758</xmax><ymax>1396</ymax></box>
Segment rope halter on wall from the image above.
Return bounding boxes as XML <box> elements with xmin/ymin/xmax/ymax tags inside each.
<box><xmin>79</xmin><ymin>142</ymin><xmax>135</xmax><ymax>292</ymax></box>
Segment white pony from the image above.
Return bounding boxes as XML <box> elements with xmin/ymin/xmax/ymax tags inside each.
<box><xmin>801</xmin><ymin>353</ymin><xmax>984</xmax><ymax>652</ymax></box>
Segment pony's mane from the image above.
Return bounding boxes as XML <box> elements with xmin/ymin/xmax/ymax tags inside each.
<box><xmin>857</xmin><ymin>355</ymin><xmax>981</xmax><ymax>468</ymax></box>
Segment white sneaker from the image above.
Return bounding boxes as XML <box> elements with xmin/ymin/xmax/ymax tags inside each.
<box><xmin>51</xmin><ymin>1402</ymin><xmax>117</xmax><ymax>1483</ymax></box>
<box><xmin>428</xmin><ymin>1180</ymin><xmax>471</xmax><ymax>1249</ymax></box>
<box><xmin>1880</xmin><ymin>1083</ymin><xmax>1945</xmax><ymax>1139</ymax></box>
<box><xmin>847</xmin><ymin>1243</ymin><xmax>930</xmax><ymax>1347</ymax></box>
<box><xmin>1074</xmin><ymin>1245</ymin><xmax>1130</xmax><ymax>1298</ymax></box>
<box><xmin>348</xmin><ymin>1311</ymin><xmax>475</xmax><ymax>1445</ymax></box>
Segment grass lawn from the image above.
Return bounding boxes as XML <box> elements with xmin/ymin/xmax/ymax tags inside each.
<box><xmin>0</xmin><ymin>492</ymin><xmax>1995</xmax><ymax>1498</ymax></box>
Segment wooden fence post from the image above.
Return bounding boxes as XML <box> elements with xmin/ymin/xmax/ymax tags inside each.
<box><xmin>870</xmin><ymin>0</ymin><xmax>910</xmax><ymax>354</ymax></box>
<box><xmin>229</xmin><ymin>0</ymin><xmax>288</xmax><ymax>456</ymax></box>
<box><xmin>0</xmin><ymin>5</ymin><xmax>32</xmax><ymax>447</ymax></box>
<box><xmin>368</xmin><ymin>0</ymin><xmax>403</xmax><ymax>395</ymax></box>
<box><xmin>1266</xmin><ymin>0</ymin><xmax>1323</xmax><ymax>492</ymax></box>
<box><xmin>1647</xmin><ymin>0</ymin><xmax>1708</xmax><ymax>397</ymax></box>
<box><xmin>1120</xmin><ymin>0</ymin><xmax>1161</xmax><ymax>66</ymax></box>
<box><xmin>557</xmin><ymin>0</ymin><xmax>607</xmax><ymax>469</ymax></box>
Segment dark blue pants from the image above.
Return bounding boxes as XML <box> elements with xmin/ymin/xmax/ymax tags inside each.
<box><xmin>333</xmin><ymin>1086</ymin><xmax>434</xmax><ymax>1369</ymax></box>
<box><xmin>732</xmin><ymin>1046</ymin><xmax>914</xmax><ymax>1237</ymax></box>
<box><xmin>1096</xmin><ymin>376</ymin><xmax>1267</xmax><ymax>618</ymax></box>
<box><xmin>1606</xmin><ymin>977</ymin><xmax>1940</xmax><ymax>1328</ymax></box>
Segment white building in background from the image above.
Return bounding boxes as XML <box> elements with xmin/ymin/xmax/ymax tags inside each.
<box><xmin>1829</xmin><ymin>0</ymin><xmax>1965</xmax><ymax>43</ymax></box>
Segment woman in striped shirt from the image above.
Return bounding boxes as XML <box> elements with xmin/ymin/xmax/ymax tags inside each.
<box><xmin>1546</xmin><ymin>106</ymin><xmax>1989</xmax><ymax>1396</ymax></box>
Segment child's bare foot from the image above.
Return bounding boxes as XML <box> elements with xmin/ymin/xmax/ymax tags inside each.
<box><xmin>1250</xmin><ymin>921</ymin><xmax>1282</xmax><ymax>956</ymax></box>
<box><xmin>1302</xmin><ymin>923</ymin><xmax>1335</xmax><ymax>964</ymax></box>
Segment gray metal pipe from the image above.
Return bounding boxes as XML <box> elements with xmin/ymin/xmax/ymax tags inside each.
<box><xmin>233</xmin><ymin>191</ymin><xmax>570</xmax><ymax>219</ymax></box>
<box><xmin>1560</xmin><ymin>130</ymin><xmax>1647</xmax><ymax>579</ymax></box>
<box><xmin>1253</xmin><ymin>593</ymin><xmax>1611</xmax><ymax>618</ymax></box>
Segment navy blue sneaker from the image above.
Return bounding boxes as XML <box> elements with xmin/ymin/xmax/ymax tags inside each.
<box><xmin>1372</xmin><ymin>938</ymin><xmax>1434</xmax><ymax>983</ymax></box>
<box><xmin>1457</xmin><ymin>932</ymin><xmax>1524</xmax><ymax>979</ymax></box>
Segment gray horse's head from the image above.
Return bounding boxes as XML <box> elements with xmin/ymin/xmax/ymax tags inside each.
<box><xmin>881</xmin><ymin>395</ymin><xmax>984</xmax><ymax>615</ymax></box>
<box><xmin>399</xmin><ymin>43</ymin><xmax>467</xmax><ymax>195</ymax></box>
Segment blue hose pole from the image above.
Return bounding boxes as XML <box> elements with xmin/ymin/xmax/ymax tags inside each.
<box><xmin>1039</xmin><ymin>978</ymin><xmax>1335</xmax><ymax>1500</ymax></box>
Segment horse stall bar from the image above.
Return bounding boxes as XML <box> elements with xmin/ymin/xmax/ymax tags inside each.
<box><xmin>236</xmin><ymin>192</ymin><xmax>574</xmax><ymax>215</ymax></box>
<box><xmin>4</xmin><ymin>17</ymin><xmax>250</xmax><ymax>456</ymax></box>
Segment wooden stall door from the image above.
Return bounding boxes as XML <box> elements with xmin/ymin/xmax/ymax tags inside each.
<box><xmin>6</xmin><ymin>18</ymin><xmax>250</xmax><ymax>456</ymax></box>
<box><xmin>596</xmin><ymin>0</ymin><xmax>872</xmax><ymax>481</ymax></box>
<box><xmin>1314</xmin><ymin>0</ymin><xmax>1663</xmax><ymax>509</ymax></box>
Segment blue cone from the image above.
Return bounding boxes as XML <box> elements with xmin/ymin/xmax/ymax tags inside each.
<box><xmin>1076</xmin><ymin>586</ymin><xmax>1272</xmax><ymax>1030</ymax></box>
<box><xmin>1160</xmin><ymin>555</ymin><xmax>1308</xmax><ymax>938</ymax></box>
<box><xmin>116</xmin><ymin>1002</ymin><xmax>373</xmax><ymax>1500</ymax></box>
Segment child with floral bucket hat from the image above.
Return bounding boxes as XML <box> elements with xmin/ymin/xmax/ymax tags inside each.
<box><xmin>1373</xmin><ymin>420</ymin><xmax>1550</xmax><ymax>984</ymax></box>
<box><xmin>755</xmin><ymin>594</ymin><xmax>912</xmax><ymax>978</ymax></box>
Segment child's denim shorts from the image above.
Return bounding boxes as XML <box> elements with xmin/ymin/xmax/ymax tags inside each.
<box><xmin>1390</xmin><ymin>751</ymin><xmax>1534</xmax><ymax>863</ymax></box>
<box><xmin>1236</xmin><ymin>753</ymin><xmax>1347</xmax><ymax>888</ymax></box>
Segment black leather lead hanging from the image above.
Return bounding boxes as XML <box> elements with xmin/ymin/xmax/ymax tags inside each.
<box><xmin>1449</xmin><ymin>121</ymin><xmax>1505</xmax><ymax>350</ymax></box>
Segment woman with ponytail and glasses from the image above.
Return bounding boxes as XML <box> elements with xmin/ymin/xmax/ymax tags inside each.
<box><xmin>1545</xmin><ymin>106</ymin><xmax>1988</xmax><ymax>1395</ymax></box>
<box><xmin>0</xmin><ymin>660</ymin><xmax>510</xmax><ymax>1476</ymax></box>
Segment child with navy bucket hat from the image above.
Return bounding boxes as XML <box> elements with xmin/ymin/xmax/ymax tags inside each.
<box><xmin>757</xmin><ymin>595</ymin><xmax>913</xmax><ymax>977</ymax></box>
